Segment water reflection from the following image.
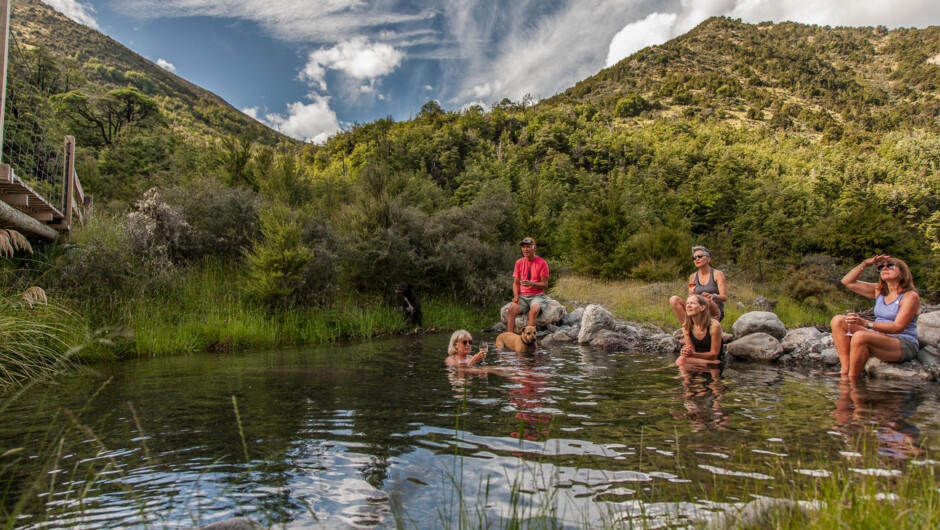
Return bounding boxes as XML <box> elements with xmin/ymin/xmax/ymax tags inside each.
<box><xmin>672</xmin><ymin>364</ymin><xmax>729</xmax><ymax>432</ymax></box>
<box><xmin>502</xmin><ymin>352</ymin><xmax>554</xmax><ymax>442</ymax></box>
<box><xmin>833</xmin><ymin>378</ymin><xmax>924</xmax><ymax>459</ymax></box>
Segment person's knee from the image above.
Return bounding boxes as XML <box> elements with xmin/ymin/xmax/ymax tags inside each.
<box><xmin>530</xmin><ymin>304</ymin><xmax>542</xmax><ymax>316</ymax></box>
<box><xmin>831</xmin><ymin>314</ymin><xmax>845</xmax><ymax>327</ymax></box>
<box><xmin>508</xmin><ymin>303</ymin><xmax>521</xmax><ymax>315</ymax></box>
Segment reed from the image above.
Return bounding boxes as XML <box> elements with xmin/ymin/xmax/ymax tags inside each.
<box><xmin>0</xmin><ymin>291</ymin><xmax>78</xmax><ymax>391</ymax></box>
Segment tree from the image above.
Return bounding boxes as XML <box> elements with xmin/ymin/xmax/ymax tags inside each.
<box><xmin>242</xmin><ymin>204</ymin><xmax>313</xmax><ymax>309</ymax></box>
<box><xmin>53</xmin><ymin>87</ymin><xmax>160</xmax><ymax>145</ymax></box>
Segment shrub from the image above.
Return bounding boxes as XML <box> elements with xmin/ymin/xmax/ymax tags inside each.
<box><xmin>242</xmin><ymin>203</ymin><xmax>313</xmax><ymax>309</ymax></box>
<box><xmin>164</xmin><ymin>178</ymin><xmax>260</xmax><ymax>259</ymax></box>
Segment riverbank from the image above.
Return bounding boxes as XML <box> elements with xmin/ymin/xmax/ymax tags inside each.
<box><xmin>550</xmin><ymin>275</ymin><xmax>847</xmax><ymax>331</ymax></box>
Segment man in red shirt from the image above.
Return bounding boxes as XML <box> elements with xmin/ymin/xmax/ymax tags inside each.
<box><xmin>507</xmin><ymin>237</ymin><xmax>550</xmax><ymax>333</ymax></box>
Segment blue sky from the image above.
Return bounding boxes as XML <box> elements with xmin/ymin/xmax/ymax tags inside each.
<box><xmin>42</xmin><ymin>0</ymin><xmax>940</xmax><ymax>143</ymax></box>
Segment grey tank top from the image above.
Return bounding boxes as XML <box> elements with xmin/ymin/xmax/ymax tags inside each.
<box><xmin>694</xmin><ymin>269</ymin><xmax>724</xmax><ymax>310</ymax></box>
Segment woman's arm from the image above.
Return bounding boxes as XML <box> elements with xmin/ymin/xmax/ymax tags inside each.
<box><xmin>467</xmin><ymin>350</ymin><xmax>487</xmax><ymax>366</ymax></box>
<box><xmin>841</xmin><ymin>255</ymin><xmax>886</xmax><ymax>298</ymax></box>
<box><xmin>861</xmin><ymin>291</ymin><xmax>920</xmax><ymax>334</ymax></box>
<box><xmin>687</xmin><ymin>273</ymin><xmax>696</xmax><ymax>295</ymax></box>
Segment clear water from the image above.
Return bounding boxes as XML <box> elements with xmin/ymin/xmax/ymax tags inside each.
<box><xmin>2</xmin><ymin>335</ymin><xmax>939</xmax><ymax>528</ymax></box>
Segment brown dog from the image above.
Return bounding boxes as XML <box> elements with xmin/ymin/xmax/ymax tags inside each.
<box><xmin>495</xmin><ymin>326</ymin><xmax>539</xmax><ymax>353</ymax></box>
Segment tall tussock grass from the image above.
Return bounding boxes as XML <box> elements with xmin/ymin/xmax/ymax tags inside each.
<box><xmin>0</xmin><ymin>292</ymin><xmax>75</xmax><ymax>391</ymax></box>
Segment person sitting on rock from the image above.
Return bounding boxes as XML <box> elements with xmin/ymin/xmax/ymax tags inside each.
<box><xmin>506</xmin><ymin>237</ymin><xmax>549</xmax><ymax>333</ymax></box>
<box><xmin>669</xmin><ymin>246</ymin><xmax>727</xmax><ymax>326</ymax></box>
<box><xmin>678</xmin><ymin>294</ymin><xmax>725</xmax><ymax>366</ymax></box>
<box><xmin>829</xmin><ymin>255</ymin><xmax>920</xmax><ymax>378</ymax></box>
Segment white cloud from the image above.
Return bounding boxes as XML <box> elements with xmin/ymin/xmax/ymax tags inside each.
<box><xmin>606</xmin><ymin>12</ymin><xmax>677</xmax><ymax>66</ymax></box>
<box><xmin>42</xmin><ymin>0</ymin><xmax>100</xmax><ymax>29</ymax></box>
<box><xmin>301</xmin><ymin>38</ymin><xmax>404</xmax><ymax>91</ymax></box>
<box><xmin>264</xmin><ymin>96</ymin><xmax>340</xmax><ymax>143</ymax></box>
<box><xmin>423</xmin><ymin>85</ymin><xmax>433</xmax><ymax>91</ymax></box>
<box><xmin>241</xmin><ymin>106</ymin><xmax>260</xmax><ymax>119</ymax></box>
<box><xmin>156</xmin><ymin>58</ymin><xmax>177</xmax><ymax>72</ymax></box>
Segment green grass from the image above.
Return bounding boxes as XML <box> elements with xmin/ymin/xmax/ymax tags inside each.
<box><xmin>73</xmin><ymin>262</ymin><xmax>500</xmax><ymax>359</ymax></box>
<box><xmin>0</xmin><ymin>291</ymin><xmax>81</xmax><ymax>391</ymax></box>
<box><xmin>551</xmin><ymin>276</ymin><xmax>850</xmax><ymax>332</ymax></box>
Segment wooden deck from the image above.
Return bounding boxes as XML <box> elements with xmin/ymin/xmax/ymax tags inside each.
<box><xmin>0</xmin><ymin>137</ymin><xmax>85</xmax><ymax>239</ymax></box>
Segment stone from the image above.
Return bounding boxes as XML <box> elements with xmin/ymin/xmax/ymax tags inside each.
<box><xmin>548</xmin><ymin>331</ymin><xmax>572</xmax><ymax>343</ymax></box>
<box><xmin>489</xmin><ymin>321</ymin><xmax>506</xmax><ymax>333</ymax></box>
<box><xmin>645</xmin><ymin>333</ymin><xmax>680</xmax><ymax>355</ymax></box>
<box><xmin>781</xmin><ymin>327</ymin><xmax>824</xmax><ymax>354</ymax></box>
<box><xmin>563</xmin><ymin>324</ymin><xmax>580</xmax><ymax>340</ymax></box>
<box><xmin>546</xmin><ymin>324</ymin><xmax>559</xmax><ymax>332</ymax></box>
<box><xmin>707</xmin><ymin>498</ymin><xmax>810</xmax><ymax>530</ymax></box>
<box><xmin>562</xmin><ymin>307</ymin><xmax>584</xmax><ymax>326</ymax></box>
<box><xmin>578</xmin><ymin>304</ymin><xmax>618</xmax><ymax>343</ymax></box>
<box><xmin>918</xmin><ymin>345</ymin><xmax>939</xmax><ymax>366</ymax></box>
<box><xmin>722</xmin><ymin>332</ymin><xmax>734</xmax><ymax>343</ymax></box>
<box><xmin>726</xmin><ymin>332</ymin><xmax>783</xmax><ymax>363</ymax></box>
<box><xmin>750</xmin><ymin>296</ymin><xmax>777</xmax><ymax>311</ymax></box>
<box><xmin>673</xmin><ymin>328</ymin><xmax>684</xmax><ymax>341</ymax></box>
<box><xmin>819</xmin><ymin>347</ymin><xmax>840</xmax><ymax>366</ymax></box>
<box><xmin>201</xmin><ymin>519</ymin><xmax>264</xmax><ymax>530</ymax></box>
<box><xmin>918</xmin><ymin>311</ymin><xmax>940</xmax><ymax>348</ymax></box>
<box><xmin>500</xmin><ymin>298</ymin><xmax>566</xmax><ymax>329</ymax></box>
<box><xmin>589</xmin><ymin>329</ymin><xmax>638</xmax><ymax>352</ymax></box>
<box><xmin>821</xmin><ymin>333</ymin><xmax>834</xmax><ymax>348</ymax></box>
<box><xmin>732</xmin><ymin>311</ymin><xmax>787</xmax><ymax>341</ymax></box>
<box><xmin>865</xmin><ymin>358</ymin><xmax>932</xmax><ymax>381</ymax></box>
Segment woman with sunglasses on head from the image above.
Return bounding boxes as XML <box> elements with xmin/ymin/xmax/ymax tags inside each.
<box><xmin>829</xmin><ymin>255</ymin><xmax>921</xmax><ymax>378</ymax></box>
<box><xmin>446</xmin><ymin>330</ymin><xmax>488</xmax><ymax>367</ymax></box>
<box><xmin>669</xmin><ymin>246</ymin><xmax>728</xmax><ymax>326</ymax></box>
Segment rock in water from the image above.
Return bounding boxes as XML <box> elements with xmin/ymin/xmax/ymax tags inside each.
<box><xmin>578</xmin><ymin>304</ymin><xmax>618</xmax><ymax>343</ymax></box>
<box><xmin>732</xmin><ymin>311</ymin><xmax>787</xmax><ymax>341</ymax></box>
<box><xmin>781</xmin><ymin>327</ymin><xmax>824</xmax><ymax>355</ymax></box>
<box><xmin>918</xmin><ymin>311</ymin><xmax>940</xmax><ymax>349</ymax></box>
<box><xmin>726</xmin><ymin>332</ymin><xmax>783</xmax><ymax>362</ymax></box>
<box><xmin>500</xmin><ymin>298</ymin><xmax>567</xmax><ymax>329</ymax></box>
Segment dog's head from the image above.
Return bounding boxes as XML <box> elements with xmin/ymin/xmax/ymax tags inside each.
<box><xmin>394</xmin><ymin>282</ymin><xmax>412</xmax><ymax>294</ymax></box>
<box><xmin>520</xmin><ymin>326</ymin><xmax>537</xmax><ymax>345</ymax></box>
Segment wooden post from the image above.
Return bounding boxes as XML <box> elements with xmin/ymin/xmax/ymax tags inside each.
<box><xmin>0</xmin><ymin>0</ymin><xmax>11</xmax><ymax>163</ymax></box>
<box><xmin>63</xmin><ymin>135</ymin><xmax>75</xmax><ymax>228</ymax></box>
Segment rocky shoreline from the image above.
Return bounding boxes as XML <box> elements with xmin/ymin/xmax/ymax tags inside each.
<box><xmin>490</xmin><ymin>298</ymin><xmax>940</xmax><ymax>382</ymax></box>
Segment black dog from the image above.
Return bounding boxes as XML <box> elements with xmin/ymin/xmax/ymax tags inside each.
<box><xmin>394</xmin><ymin>282</ymin><xmax>422</xmax><ymax>327</ymax></box>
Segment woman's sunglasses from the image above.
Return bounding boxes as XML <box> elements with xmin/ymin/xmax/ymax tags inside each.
<box><xmin>876</xmin><ymin>263</ymin><xmax>896</xmax><ymax>271</ymax></box>
<box><xmin>458</xmin><ymin>340</ymin><xmax>473</xmax><ymax>345</ymax></box>
<box><xmin>692</xmin><ymin>254</ymin><xmax>707</xmax><ymax>260</ymax></box>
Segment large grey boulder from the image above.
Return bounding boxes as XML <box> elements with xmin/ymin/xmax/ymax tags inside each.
<box><xmin>781</xmin><ymin>327</ymin><xmax>824</xmax><ymax>355</ymax></box>
<box><xmin>918</xmin><ymin>345</ymin><xmax>939</xmax><ymax>366</ymax></box>
<box><xmin>732</xmin><ymin>311</ymin><xmax>787</xmax><ymax>341</ymax></box>
<box><xmin>865</xmin><ymin>358</ymin><xmax>933</xmax><ymax>381</ymax></box>
<box><xmin>726</xmin><ymin>332</ymin><xmax>783</xmax><ymax>363</ymax></box>
<box><xmin>500</xmin><ymin>298</ymin><xmax>566</xmax><ymax>329</ymax></box>
<box><xmin>578</xmin><ymin>304</ymin><xmax>618</xmax><ymax>343</ymax></box>
<box><xmin>562</xmin><ymin>307</ymin><xmax>584</xmax><ymax>326</ymax></box>
<box><xmin>918</xmin><ymin>311</ymin><xmax>940</xmax><ymax>348</ymax></box>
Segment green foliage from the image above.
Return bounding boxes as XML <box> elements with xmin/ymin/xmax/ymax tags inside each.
<box><xmin>242</xmin><ymin>204</ymin><xmax>313</xmax><ymax>309</ymax></box>
<box><xmin>614</xmin><ymin>93</ymin><xmax>651</xmax><ymax>117</ymax></box>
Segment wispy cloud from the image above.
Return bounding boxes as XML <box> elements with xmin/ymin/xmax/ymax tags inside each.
<box><xmin>156</xmin><ymin>58</ymin><xmax>177</xmax><ymax>72</ymax></box>
<box><xmin>42</xmin><ymin>0</ymin><xmax>100</xmax><ymax>29</ymax></box>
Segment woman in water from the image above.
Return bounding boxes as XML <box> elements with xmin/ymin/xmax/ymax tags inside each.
<box><xmin>445</xmin><ymin>330</ymin><xmax>488</xmax><ymax>367</ymax></box>
<box><xmin>830</xmin><ymin>255</ymin><xmax>920</xmax><ymax>378</ymax></box>
<box><xmin>669</xmin><ymin>246</ymin><xmax>727</xmax><ymax>325</ymax></box>
<box><xmin>678</xmin><ymin>294</ymin><xmax>725</xmax><ymax>366</ymax></box>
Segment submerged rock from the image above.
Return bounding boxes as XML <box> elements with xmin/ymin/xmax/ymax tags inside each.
<box><xmin>732</xmin><ymin>311</ymin><xmax>787</xmax><ymax>341</ymax></box>
<box><xmin>865</xmin><ymin>358</ymin><xmax>933</xmax><ymax>381</ymax></box>
<box><xmin>201</xmin><ymin>518</ymin><xmax>264</xmax><ymax>530</ymax></box>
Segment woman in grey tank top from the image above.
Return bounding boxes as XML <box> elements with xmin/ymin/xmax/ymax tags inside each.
<box><xmin>830</xmin><ymin>255</ymin><xmax>921</xmax><ymax>378</ymax></box>
<box><xmin>669</xmin><ymin>246</ymin><xmax>728</xmax><ymax>326</ymax></box>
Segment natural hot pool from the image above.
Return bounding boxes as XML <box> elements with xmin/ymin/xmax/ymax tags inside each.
<box><xmin>2</xmin><ymin>333</ymin><xmax>939</xmax><ymax>527</ymax></box>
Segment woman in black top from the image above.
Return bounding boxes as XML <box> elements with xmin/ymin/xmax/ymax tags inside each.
<box><xmin>678</xmin><ymin>294</ymin><xmax>724</xmax><ymax>366</ymax></box>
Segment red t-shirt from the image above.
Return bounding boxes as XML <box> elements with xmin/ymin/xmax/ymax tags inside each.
<box><xmin>514</xmin><ymin>256</ymin><xmax>549</xmax><ymax>295</ymax></box>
